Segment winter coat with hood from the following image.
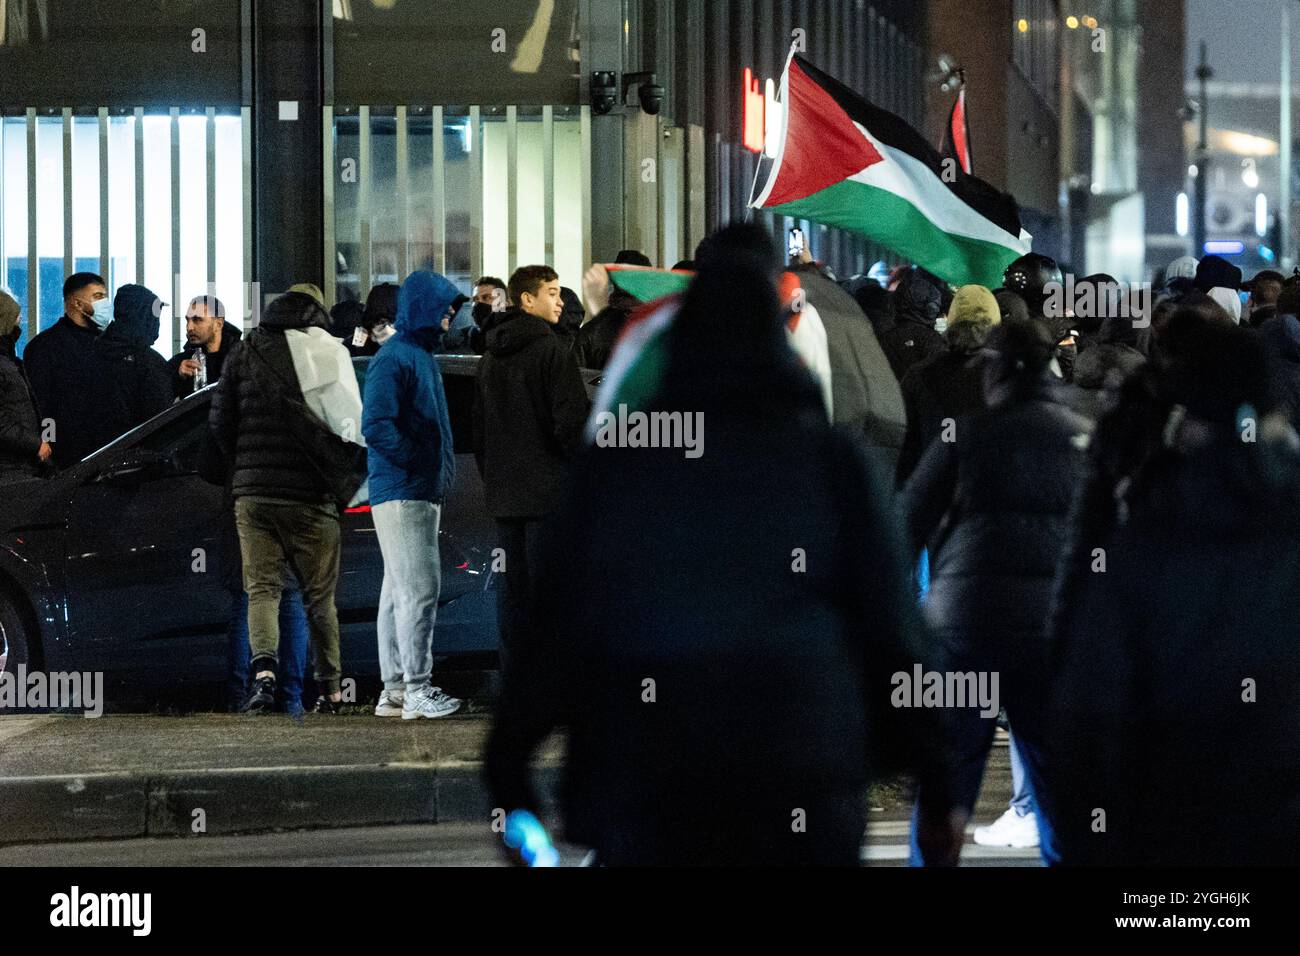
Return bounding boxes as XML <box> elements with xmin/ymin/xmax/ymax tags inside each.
<box><xmin>166</xmin><ymin>321</ymin><xmax>243</xmax><ymax>399</ymax></box>
<box><xmin>1043</xmin><ymin>331</ymin><xmax>1300</xmax><ymax>864</ymax></box>
<box><xmin>0</xmin><ymin>292</ymin><xmax>44</xmax><ymax>481</ymax></box>
<box><xmin>574</xmin><ymin>287</ymin><xmax>638</xmax><ymax>371</ymax></box>
<box><xmin>472</xmin><ymin>308</ymin><xmax>590</xmax><ymax>518</ymax></box>
<box><xmin>485</xmin><ymin>224</ymin><xmax>954</xmax><ymax>864</ymax></box>
<box><xmin>210</xmin><ymin>291</ymin><xmax>348</xmax><ymax>504</ymax></box>
<box><xmin>82</xmin><ymin>284</ymin><xmax>172</xmax><ymax>458</ymax></box>
<box><xmin>878</xmin><ymin>270</ymin><xmax>945</xmax><ymax>382</ymax></box>
<box><xmin>362</xmin><ymin>271</ymin><xmax>458</xmax><ymax>506</ymax></box>
<box><xmin>903</xmin><ymin>346</ymin><xmax>1092</xmax><ymax>643</ymax></box>
<box><xmin>896</xmin><ymin>320</ymin><xmax>991</xmax><ymax>486</ymax></box>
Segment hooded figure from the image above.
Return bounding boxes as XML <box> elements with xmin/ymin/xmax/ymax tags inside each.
<box><xmin>896</xmin><ymin>284</ymin><xmax>1001</xmax><ymax>484</ymax></box>
<box><xmin>878</xmin><ymin>268</ymin><xmax>945</xmax><ymax>381</ymax></box>
<box><xmin>486</xmin><ymin>223</ymin><xmax>959</xmax><ymax>866</ymax></box>
<box><xmin>901</xmin><ymin>316</ymin><xmax>1093</xmax><ymax>865</ymax></box>
<box><xmin>84</xmin><ymin>283</ymin><xmax>172</xmax><ymax>455</ymax></box>
<box><xmin>1044</xmin><ymin>314</ymin><xmax>1300</xmax><ymax>864</ymax></box>
<box><xmin>0</xmin><ymin>291</ymin><xmax>48</xmax><ymax>481</ymax></box>
<box><xmin>362</xmin><ymin>270</ymin><xmax>459</xmax><ymax>506</ymax></box>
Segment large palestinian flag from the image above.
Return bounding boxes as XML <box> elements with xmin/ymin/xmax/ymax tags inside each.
<box><xmin>751</xmin><ymin>54</ymin><xmax>1031</xmax><ymax>288</ymax></box>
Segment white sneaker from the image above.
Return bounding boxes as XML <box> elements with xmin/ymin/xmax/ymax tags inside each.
<box><xmin>374</xmin><ymin>689</ymin><xmax>405</xmax><ymax>717</ymax></box>
<box><xmin>973</xmin><ymin>808</ymin><xmax>1040</xmax><ymax>848</ymax></box>
<box><xmin>401</xmin><ymin>685</ymin><xmax>462</xmax><ymax>720</ymax></box>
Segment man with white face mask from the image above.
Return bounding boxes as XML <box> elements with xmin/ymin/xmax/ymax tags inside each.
<box><xmin>23</xmin><ymin>272</ymin><xmax>115</xmax><ymax>469</ymax></box>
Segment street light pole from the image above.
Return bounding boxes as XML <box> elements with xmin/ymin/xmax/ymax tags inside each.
<box><xmin>1194</xmin><ymin>42</ymin><xmax>1213</xmax><ymax>256</ymax></box>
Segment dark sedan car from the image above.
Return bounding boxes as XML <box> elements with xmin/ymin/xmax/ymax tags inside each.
<box><xmin>0</xmin><ymin>355</ymin><xmax>538</xmax><ymax>698</ymax></box>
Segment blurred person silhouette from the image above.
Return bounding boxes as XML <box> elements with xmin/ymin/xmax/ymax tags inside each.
<box><xmin>486</xmin><ymin>223</ymin><xmax>964</xmax><ymax>866</ymax></box>
<box><xmin>901</xmin><ymin>316</ymin><xmax>1093</xmax><ymax>864</ymax></box>
<box><xmin>1042</xmin><ymin>309</ymin><xmax>1300</xmax><ymax>864</ymax></box>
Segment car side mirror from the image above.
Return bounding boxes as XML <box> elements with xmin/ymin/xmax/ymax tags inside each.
<box><xmin>92</xmin><ymin>450</ymin><xmax>176</xmax><ymax>485</ymax></box>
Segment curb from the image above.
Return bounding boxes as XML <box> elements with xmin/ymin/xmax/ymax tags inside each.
<box><xmin>0</xmin><ymin>763</ymin><xmax>560</xmax><ymax>845</ymax></box>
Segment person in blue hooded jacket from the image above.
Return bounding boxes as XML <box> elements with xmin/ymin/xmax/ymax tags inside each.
<box><xmin>361</xmin><ymin>270</ymin><xmax>464</xmax><ymax>721</ymax></box>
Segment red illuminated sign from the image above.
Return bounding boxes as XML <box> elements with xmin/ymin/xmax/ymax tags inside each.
<box><xmin>743</xmin><ymin>67</ymin><xmax>765</xmax><ymax>153</ymax></box>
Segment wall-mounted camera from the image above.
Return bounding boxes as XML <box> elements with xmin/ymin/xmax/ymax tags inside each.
<box><xmin>591</xmin><ymin>71</ymin><xmax>618</xmax><ymax>115</ymax></box>
<box><xmin>623</xmin><ymin>71</ymin><xmax>665</xmax><ymax>116</ymax></box>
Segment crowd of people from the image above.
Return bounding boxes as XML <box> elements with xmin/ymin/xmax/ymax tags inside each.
<box><xmin>1</xmin><ymin>224</ymin><xmax>1297</xmax><ymax>865</ymax></box>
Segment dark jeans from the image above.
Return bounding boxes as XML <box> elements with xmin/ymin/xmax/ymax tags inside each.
<box><xmin>905</xmin><ymin>644</ymin><xmax>1057</xmax><ymax>865</ymax></box>
<box><xmin>227</xmin><ymin>584</ymin><xmax>311</xmax><ymax>710</ymax></box>
<box><xmin>494</xmin><ymin>517</ymin><xmax>545</xmax><ymax>678</ymax></box>
<box><xmin>234</xmin><ymin>497</ymin><xmax>343</xmax><ymax>695</ymax></box>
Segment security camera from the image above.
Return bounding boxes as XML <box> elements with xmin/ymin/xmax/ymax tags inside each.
<box><xmin>591</xmin><ymin>71</ymin><xmax>618</xmax><ymax>115</ymax></box>
<box><xmin>623</xmin><ymin>71</ymin><xmax>664</xmax><ymax>116</ymax></box>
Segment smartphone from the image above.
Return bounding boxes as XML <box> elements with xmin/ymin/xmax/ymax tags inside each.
<box><xmin>788</xmin><ymin>227</ymin><xmax>805</xmax><ymax>259</ymax></box>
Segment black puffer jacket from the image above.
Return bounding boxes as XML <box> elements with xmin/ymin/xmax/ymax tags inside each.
<box><xmin>878</xmin><ymin>271</ymin><xmax>945</xmax><ymax>382</ymax></box>
<box><xmin>1044</xmin><ymin>426</ymin><xmax>1300</xmax><ymax>864</ymax></box>
<box><xmin>209</xmin><ymin>292</ymin><xmax>337</xmax><ymax>504</ymax></box>
<box><xmin>903</xmin><ymin>377</ymin><xmax>1091</xmax><ymax>637</ymax></box>
<box><xmin>87</xmin><ymin>284</ymin><xmax>173</xmax><ymax>454</ymax></box>
<box><xmin>472</xmin><ymin>309</ymin><xmax>589</xmax><ymax>518</ymax></box>
<box><xmin>896</xmin><ymin>321</ymin><xmax>989</xmax><ymax>485</ymax></box>
<box><xmin>0</xmin><ymin>334</ymin><xmax>45</xmax><ymax>481</ymax></box>
<box><xmin>574</xmin><ymin>289</ymin><xmax>638</xmax><ymax>370</ymax></box>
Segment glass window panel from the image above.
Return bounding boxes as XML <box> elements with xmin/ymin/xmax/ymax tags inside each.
<box><xmin>213</xmin><ymin>115</ymin><xmax>245</xmax><ymax>328</ymax></box>
<box><xmin>515</xmin><ymin>120</ymin><xmax>545</xmax><ymax>272</ymax></box>
<box><xmin>333</xmin><ymin>114</ymin><xmax>362</xmax><ymax>304</ymax></box>
<box><xmin>406</xmin><ymin>111</ymin><xmax>437</xmax><ymax>278</ymax></box>
<box><xmin>107</xmin><ymin>116</ymin><xmax>137</xmax><ymax>293</ymax></box>
<box><xmin>177</xmin><ymin>115</ymin><xmax>209</xmax><ymax>354</ymax></box>
<box><xmin>71</xmin><ymin>117</ymin><xmax>100</xmax><ymax>272</ymax></box>
<box><xmin>141</xmin><ymin>115</ymin><xmax>173</xmax><ymax>354</ymax></box>
<box><xmin>369</xmin><ymin>112</ymin><xmax>400</xmax><ymax>286</ymax></box>
<box><xmin>441</xmin><ymin>112</ymin><xmax>477</xmax><ymax>288</ymax></box>
<box><xmin>481</xmin><ymin>117</ymin><xmax>509</xmax><ymax>281</ymax></box>
<box><xmin>2</xmin><ymin>118</ymin><xmax>30</xmax><ymax>352</ymax></box>
<box><xmin>553</xmin><ymin>118</ymin><xmax>583</xmax><ymax>293</ymax></box>
<box><xmin>35</xmin><ymin>116</ymin><xmax>63</xmax><ymax>331</ymax></box>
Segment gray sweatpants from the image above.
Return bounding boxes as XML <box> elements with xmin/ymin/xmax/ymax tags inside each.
<box><xmin>372</xmin><ymin>500</ymin><xmax>443</xmax><ymax>696</ymax></box>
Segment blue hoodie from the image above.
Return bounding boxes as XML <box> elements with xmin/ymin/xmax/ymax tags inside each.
<box><xmin>362</xmin><ymin>270</ymin><xmax>459</xmax><ymax>504</ymax></box>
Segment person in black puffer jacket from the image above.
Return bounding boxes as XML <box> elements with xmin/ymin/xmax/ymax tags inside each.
<box><xmin>0</xmin><ymin>291</ymin><xmax>51</xmax><ymax>482</ymax></box>
<box><xmin>1042</xmin><ymin>312</ymin><xmax>1300</xmax><ymax>865</ymax></box>
<box><xmin>901</xmin><ymin>316</ymin><xmax>1092</xmax><ymax>865</ymax></box>
<box><xmin>878</xmin><ymin>267</ymin><xmax>946</xmax><ymax>383</ymax></box>
<box><xmin>209</xmin><ymin>290</ymin><xmax>357</xmax><ymax>716</ymax></box>
<box><xmin>896</xmin><ymin>284</ymin><xmax>1000</xmax><ymax>485</ymax></box>
<box><xmin>87</xmin><ymin>284</ymin><xmax>173</xmax><ymax>453</ymax></box>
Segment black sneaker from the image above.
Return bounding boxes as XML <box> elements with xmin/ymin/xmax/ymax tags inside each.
<box><xmin>312</xmin><ymin>695</ymin><xmax>341</xmax><ymax>715</ymax></box>
<box><xmin>241</xmin><ymin>676</ymin><xmax>276</xmax><ymax>715</ymax></box>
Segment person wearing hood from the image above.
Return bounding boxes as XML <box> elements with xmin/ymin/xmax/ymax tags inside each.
<box><xmin>575</xmin><ymin>264</ymin><xmax>641</xmax><ymax>370</ymax></box>
<box><xmin>896</xmin><ymin>284</ymin><xmax>1000</xmax><ymax>485</ymax></box>
<box><xmin>472</xmin><ymin>264</ymin><xmax>589</xmax><ymax>674</ymax></box>
<box><xmin>878</xmin><ymin>267</ymin><xmax>946</xmax><ymax>382</ymax></box>
<box><xmin>166</xmin><ymin>295</ymin><xmax>243</xmax><ymax>399</ymax></box>
<box><xmin>485</xmin><ymin>223</ymin><xmax>964</xmax><ymax>866</ymax></box>
<box><xmin>361</xmin><ymin>270</ymin><xmax>464</xmax><ymax>721</ymax></box>
<box><xmin>1042</xmin><ymin>312</ymin><xmax>1300</xmax><ymax>864</ymax></box>
<box><xmin>1194</xmin><ymin>254</ymin><xmax>1244</xmax><ymax>324</ymax></box>
<box><xmin>0</xmin><ymin>291</ymin><xmax>52</xmax><ymax>482</ymax></box>
<box><xmin>23</xmin><ymin>272</ymin><xmax>111</xmax><ymax>469</ymax></box>
<box><xmin>210</xmin><ymin>290</ymin><xmax>364</xmax><ymax>716</ymax></box>
<box><xmin>88</xmin><ymin>283</ymin><xmax>173</xmax><ymax>452</ymax></box>
<box><xmin>349</xmin><ymin>283</ymin><xmax>398</xmax><ymax>357</ymax></box>
<box><xmin>901</xmin><ymin>317</ymin><xmax>1093</xmax><ymax>864</ymax></box>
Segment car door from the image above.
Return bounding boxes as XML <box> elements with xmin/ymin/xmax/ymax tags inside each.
<box><xmin>63</xmin><ymin>399</ymin><xmax>231</xmax><ymax>685</ymax></box>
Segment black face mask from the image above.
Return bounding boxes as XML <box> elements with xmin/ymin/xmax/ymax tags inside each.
<box><xmin>472</xmin><ymin>302</ymin><xmax>493</xmax><ymax>327</ymax></box>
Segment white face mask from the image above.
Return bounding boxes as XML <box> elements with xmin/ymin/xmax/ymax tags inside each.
<box><xmin>370</xmin><ymin>322</ymin><xmax>395</xmax><ymax>344</ymax></box>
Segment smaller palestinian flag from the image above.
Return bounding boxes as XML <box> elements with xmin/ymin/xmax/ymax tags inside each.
<box><xmin>605</xmin><ymin>265</ymin><xmax>694</xmax><ymax>303</ymax></box>
<box><xmin>751</xmin><ymin>53</ymin><xmax>1030</xmax><ymax>288</ymax></box>
<box><xmin>941</xmin><ymin>87</ymin><xmax>973</xmax><ymax>175</ymax></box>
